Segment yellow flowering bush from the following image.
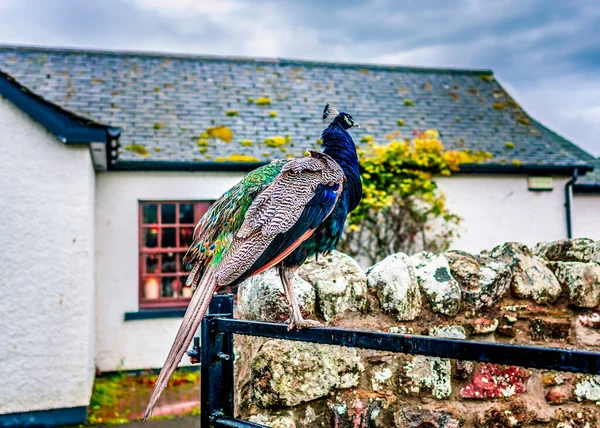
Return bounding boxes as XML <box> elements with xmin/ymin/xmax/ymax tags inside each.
<box><xmin>340</xmin><ymin>130</ymin><xmax>492</xmax><ymax>263</ymax></box>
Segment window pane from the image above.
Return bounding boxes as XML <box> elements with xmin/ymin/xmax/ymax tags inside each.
<box><xmin>145</xmin><ymin>254</ymin><xmax>159</xmax><ymax>273</ymax></box>
<box><xmin>162</xmin><ymin>252</ymin><xmax>177</xmax><ymax>273</ymax></box>
<box><xmin>181</xmin><ymin>276</ymin><xmax>194</xmax><ymax>298</ymax></box>
<box><xmin>143</xmin><ymin>204</ymin><xmax>158</xmax><ymax>224</ymax></box>
<box><xmin>179</xmin><ymin>203</ymin><xmax>195</xmax><ymax>224</ymax></box>
<box><xmin>143</xmin><ymin>227</ymin><xmax>159</xmax><ymax>248</ymax></box>
<box><xmin>162</xmin><ymin>227</ymin><xmax>176</xmax><ymax>248</ymax></box>
<box><xmin>161</xmin><ymin>204</ymin><xmax>176</xmax><ymax>224</ymax></box>
<box><xmin>143</xmin><ymin>276</ymin><xmax>161</xmax><ymax>299</ymax></box>
<box><xmin>161</xmin><ymin>277</ymin><xmax>175</xmax><ymax>298</ymax></box>
<box><xmin>180</xmin><ymin>227</ymin><xmax>194</xmax><ymax>248</ymax></box>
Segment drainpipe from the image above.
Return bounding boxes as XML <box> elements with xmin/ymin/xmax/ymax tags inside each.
<box><xmin>564</xmin><ymin>168</ymin><xmax>579</xmax><ymax>239</ymax></box>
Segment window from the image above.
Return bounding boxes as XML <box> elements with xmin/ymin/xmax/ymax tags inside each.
<box><xmin>139</xmin><ymin>201</ymin><xmax>211</xmax><ymax>309</ymax></box>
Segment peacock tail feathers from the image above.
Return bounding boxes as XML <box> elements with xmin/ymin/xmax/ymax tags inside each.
<box><xmin>184</xmin><ymin>160</ymin><xmax>287</xmax><ymax>285</ymax></box>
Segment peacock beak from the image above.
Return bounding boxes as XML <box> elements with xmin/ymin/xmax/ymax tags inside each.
<box><xmin>353</xmin><ymin>123</ymin><xmax>360</xmax><ymax>128</ymax></box>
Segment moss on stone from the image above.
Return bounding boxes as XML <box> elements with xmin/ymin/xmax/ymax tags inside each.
<box><xmin>404</xmin><ymin>99</ymin><xmax>414</xmax><ymax>107</ymax></box>
<box><xmin>225</xmin><ymin>110</ymin><xmax>238</xmax><ymax>117</ymax></box>
<box><xmin>269</xmin><ymin>111</ymin><xmax>278</xmax><ymax>117</ymax></box>
<box><xmin>154</xmin><ymin>147</ymin><xmax>161</xmax><ymax>153</ymax></box>
<box><xmin>397</xmin><ymin>119</ymin><xmax>405</xmax><ymax>127</ymax></box>
<box><xmin>479</xmin><ymin>74</ymin><xmax>494</xmax><ymax>82</ymax></box>
<box><xmin>197</xmin><ymin>139</ymin><xmax>210</xmax><ymax>147</ymax></box>
<box><xmin>247</xmin><ymin>97</ymin><xmax>255</xmax><ymax>103</ymax></box>
<box><xmin>153</xmin><ymin>122</ymin><xmax>164</xmax><ymax>130</ymax></box>
<box><xmin>493</xmin><ymin>102</ymin><xmax>505</xmax><ymax>110</ymax></box>
<box><xmin>241</xmin><ymin>139</ymin><xmax>253</xmax><ymax>147</ymax></box>
<box><xmin>455</xmin><ymin>117</ymin><xmax>461</xmax><ymax>123</ymax></box>
<box><xmin>512</xmin><ymin>159</ymin><xmax>521</xmax><ymax>166</ymax></box>
<box><xmin>504</xmin><ymin>142</ymin><xmax>515</xmax><ymax>149</ymax></box>
<box><xmin>256</xmin><ymin>96</ymin><xmax>271</xmax><ymax>105</ymax></box>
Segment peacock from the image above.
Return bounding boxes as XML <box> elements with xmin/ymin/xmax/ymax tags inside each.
<box><xmin>144</xmin><ymin>104</ymin><xmax>362</xmax><ymax>420</ymax></box>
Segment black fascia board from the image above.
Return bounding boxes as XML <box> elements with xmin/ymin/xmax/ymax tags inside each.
<box><xmin>458</xmin><ymin>163</ymin><xmax>591</xmax><ymax>176</ymax></box>
<box><xmin>573</xmin><ymin>183</ymin><xmax>600</xmax><ymax>194</ymax></box>
<box><xmin>111</xmin><ymin>160</ymin><xmax>270</xmax><ymax>172</ymax></box>
<box><xmin>0</xmin><ymin>69</ymin><xmax>115</xmax><ymax>144</ymax></box>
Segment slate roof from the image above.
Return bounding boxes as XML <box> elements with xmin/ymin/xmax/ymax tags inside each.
<box><xmin>0</xmin><ymin>45</ymin><xmax>593</xmax><ymax>173</ymax></box>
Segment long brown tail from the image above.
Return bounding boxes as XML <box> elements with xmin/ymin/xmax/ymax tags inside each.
<box><xmin>143</xmin><ymin>270</ymin><xmax>218</xmax><ymax>420</ymax></box>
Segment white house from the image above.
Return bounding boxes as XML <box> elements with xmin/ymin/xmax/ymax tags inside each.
<box><xmin>0</xmin><ymin>45</ymin><xmax>598</xmax><ymax>426</ymax></box>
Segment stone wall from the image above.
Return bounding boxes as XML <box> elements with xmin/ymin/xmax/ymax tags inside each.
<box><xmin>234</xmin><ymin>238</ymin><xmax>600</xmax><ymax>427</ymax></box>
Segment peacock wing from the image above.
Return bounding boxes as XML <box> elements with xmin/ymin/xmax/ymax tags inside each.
<box><xmin>215</xmin><ymin>150</ymin><xmax>345</xmax><ymax>285</ymax></box>
<box><xmin>184</xmin><ymin>160</ymin><xmax>286</xmax><ymax>285</ymax></box>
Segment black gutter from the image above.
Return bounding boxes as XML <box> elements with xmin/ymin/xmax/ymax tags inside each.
<box><xmin>0</xmin><ymin>69</ymin><xmax>117</xmax><ymax>144</ymax></box>
<box><xmin>111</xmin><ymin>160</ymin><xmax>269</xmax><ymax>172</ymax></box>
<box><xmin>565</xmin><ymin>169</ymin><xmax>579</xmax><ymax>239</ymax></box>
<box><xmin>573</xmin><ymin>183</ymin><xmax>600</xmax><ymax>194</ymax></box>
<box><xmin>112</xmin><ymin>160</ymin><xmax>593</xmax><ymax>175</ymax></box>
<box><xmin>458</xmin><ymin>163</ymin><xmax>591</xmax><ymax>176</ymax></box>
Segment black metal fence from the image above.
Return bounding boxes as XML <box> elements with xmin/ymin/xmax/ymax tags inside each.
<box><xmin>193</xmin><ymin>294</ymin><xmax>600</xmax><ymax>428</ymax></box>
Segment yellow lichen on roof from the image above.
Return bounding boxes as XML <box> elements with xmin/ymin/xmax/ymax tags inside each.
<box><xmin>264</xmin><ymin>136</ymin><xmax>290</xmax><ymax>147</ymax></box>
<box><xmin>256</xmin><ymin>96</ymin><xmax>271</xmax><ymax>105</ymax></box>
<box><xmin>205</xmin><ymin>126</ymin><xmax>233</xmax><ymax>143</ymax></box>
<box><xmin>125</xmin><ymin>144</ymin><xmax>149</xmax><ymax>156</ymax></box>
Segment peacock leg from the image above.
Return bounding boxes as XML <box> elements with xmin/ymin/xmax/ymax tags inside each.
<box><xmin>279</xmin><ymin>266</ymin><xmax>323</xmax><ymax>330</ymax></box>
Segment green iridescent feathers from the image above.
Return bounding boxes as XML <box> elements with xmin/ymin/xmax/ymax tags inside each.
<box><xmin>184</xmin><ymin>160</ymin><xmax>287</xmax><ymax>278</ymax></box>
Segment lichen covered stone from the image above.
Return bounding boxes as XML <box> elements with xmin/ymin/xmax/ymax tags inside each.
<box><xmin>489</xmin><ymin>242</ymin><xmax>561</xmax><ymax>304</ymax></box>
<box><xmin>237</xmin><ymin>268</ymin><xmax>315</xmax><ymax>323</ymax></box>
<box><xmin>248</xmin><ymin>411</ymin><xmax>296</xmax><ymax>428</ymax></box>
<box><xmin>252</xmin><ymin>340</ymin><xmax>363</xmax><ymax>407</ymax></box>
<box><xmin>401</xmin><ymin>325</ymin><xmax>464</xmax><ymax>399</ymax></box>
<box><xmin>298</xmin><ymin>251</ymin><xmax>366</xmax><ymax>321</ymax></box>
<box><xmin>410</xmin><ymin>251</ymin><xmax>461</xmax><ymax>316</ymax></box>
<box><xmin>366</xmin><ymin>253</ymin><xmax>422</xmax><ymax>321</ymax></box>
<box><xmin>394</xmin><ymin>409</ymin><xmax>462</xmax><ymax>428</ymax></box>
<box><xmin>574</xmin><ymin>375</ymin><xmax>600</xmax><ymax>402</ymax></box>
<box><xmin>534</xmin><ymin>238</ymin><xmax>600</xmax><ymax>263</ymax></box>
<box><xmin>445</xmin><ymin>250</ymin><xmax>511</xmax><ymax>311</ymax></box>
<box><xmin>551</xmin><ymin>262</ymin><xmax>600</xmax><ymax>308</ymax></box>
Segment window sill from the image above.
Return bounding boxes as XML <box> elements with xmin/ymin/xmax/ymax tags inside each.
<box><xmin>124</xmin><ymin>308</ymin><xmax>187</xmax><ymax>321</ymax></box>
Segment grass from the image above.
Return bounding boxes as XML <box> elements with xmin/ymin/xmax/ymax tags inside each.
<box><xmin>87</xmin><ymin>369</ymin><xmax>200</xmax><ymax>425</ymax></box>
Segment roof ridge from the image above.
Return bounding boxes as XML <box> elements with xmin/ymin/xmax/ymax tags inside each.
<box><xmin>0</xmin><ymin>43</ymin><xmax>494</xmax><ymax>75</ymax></box>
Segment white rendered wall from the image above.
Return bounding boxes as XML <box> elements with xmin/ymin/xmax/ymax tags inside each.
<box><xmin>95</xmin><ymin>171</ymin><xmax>244</xmax><ymax>371</ymax></box>
<box><xmin>436</xmin><ymin>175</ymin><xmax>570</xmax><ymax>253</ymax></box>
<box><xmin>573</xmin><ymin>194</ymin><xmax>600</xmax><ymax>240</ymax></box>
<box><xmin>0</xmin><ymin>97</ymin><xmax>96</xmax><ymax>414</ymax></box>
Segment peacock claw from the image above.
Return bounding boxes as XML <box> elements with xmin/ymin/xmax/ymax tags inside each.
<box><xmin>287</xmin><ymin>318</ymin><xmax>323</xmax><ymax>331</ymax></box>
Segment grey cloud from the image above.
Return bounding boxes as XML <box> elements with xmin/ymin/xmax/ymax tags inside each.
<box><xmin>0</xmin><ymin>0</ymin><xmax>598</xmax><ymax>155</ymax></box>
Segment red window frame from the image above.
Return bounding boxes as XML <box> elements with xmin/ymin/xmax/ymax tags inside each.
<box><xmin>138</xmin><ymin>201</ymin><xmax>211</xmax><ymax>309</ymax></box>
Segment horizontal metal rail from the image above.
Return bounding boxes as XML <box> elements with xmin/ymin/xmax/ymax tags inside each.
<box><xmin>212</xmin><ymin>416</ymin><xmax>269</xmax><ymax>427</ymax></box>
<box><xmin>213</xmin><ymin>317</ymin><xmax>600</xmax><ymax>374</ymax></box>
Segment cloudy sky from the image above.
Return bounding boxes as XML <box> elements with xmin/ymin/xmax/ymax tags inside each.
<box><xmin>1</xmin><ymin>0</ymin><xmax>599</xmax><ymax>155</ymax></box>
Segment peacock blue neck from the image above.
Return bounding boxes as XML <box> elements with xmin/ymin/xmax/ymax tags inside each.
<box><xmin>322</xmin><ymin>122</ymin><xmax>362</xmax><ymax>212</ymax></box>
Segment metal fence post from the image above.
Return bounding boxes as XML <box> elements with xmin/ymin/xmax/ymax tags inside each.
<box><xmin>200</xmin><ymin>294</ymin><xmax>235</xmax><ymax>427</ymax></box>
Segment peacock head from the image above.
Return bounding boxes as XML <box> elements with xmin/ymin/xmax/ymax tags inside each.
<box><xmin>322</xmin><ymin>104</ymin><xmax>360</xmax><ymax>130</ymax></box>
